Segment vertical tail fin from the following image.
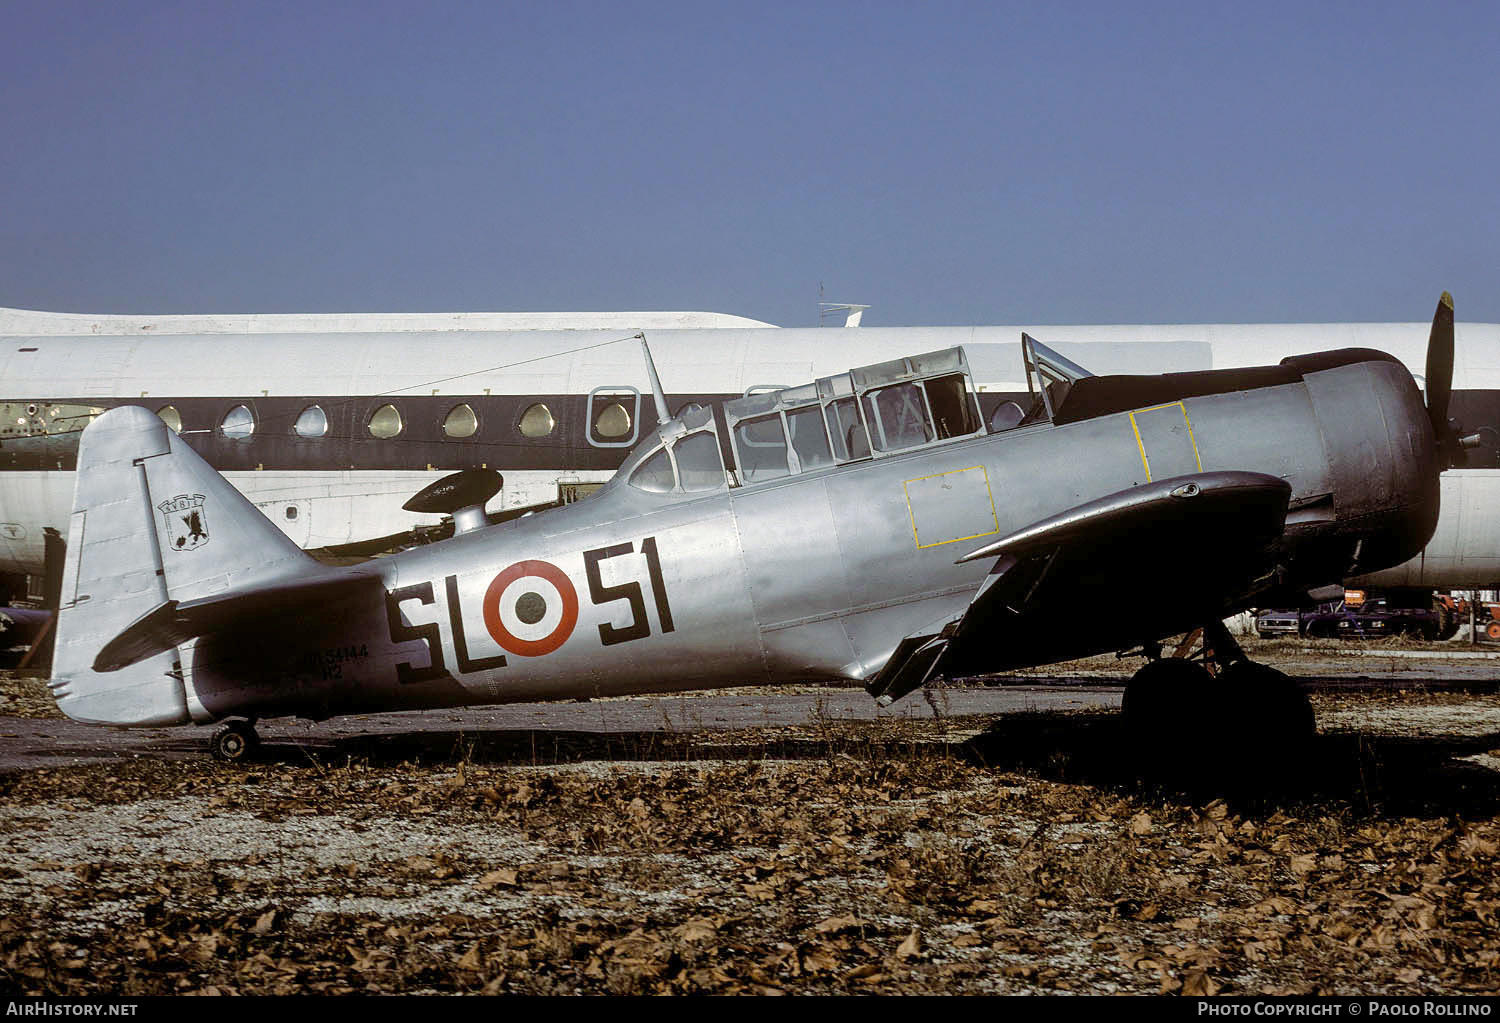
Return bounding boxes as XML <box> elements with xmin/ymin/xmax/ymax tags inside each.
<box><xmin>51</xmin><ymin>406</ymin><xmax>320</xmax><ymax>725</ymax></box>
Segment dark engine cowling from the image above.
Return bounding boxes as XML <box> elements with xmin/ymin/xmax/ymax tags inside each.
<box><xmin>1284</xmin><ymin>349</ymin><xmax>1441</xmax><ymax>583</ymax></box>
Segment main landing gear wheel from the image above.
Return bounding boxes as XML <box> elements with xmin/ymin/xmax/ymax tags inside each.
<box><xmin>210</xmin><ymin>720</ymin><xmax>260</xmax><ymax>762</ymax></box>
<box><xmin>1122</xmin><ymin>658</ymin><xmax>1209</xmax><ymax>730</ymax></box>
<box><xmin>1215</xmin><ymin>661</ymin><xmax>1315</xmax><ymax>744</ymax></box>
<box><xmin>1122</xmin><ymin>658</ymin><xmax>1214</xmax><ymax>767</ymax></box>
<box><xmin>1123</xmin><ymin>650</ymin><xmax>1315</xmax><ymax>787</ymax></box>
<box><xmin>1213</xmin><ymin>661</ymin><xmax>1315</xmax><ymax>788</ymax></box>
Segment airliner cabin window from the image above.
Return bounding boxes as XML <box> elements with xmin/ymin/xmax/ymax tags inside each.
<box><xmin>443</xmin><ymin>403</ymin><xmax>479</xmax><ymax>438</ymax></box>
<box><xmin>588</xmin><ymin>388</ymin><xmax>641</xmax><ymax>447</ymax></box>
<box><xmin>519</xmin><ymin>403</ymin><xmax>555</xmax><ymax>438</ymax></box>
<box><xmin>596</xmin><ymin>403</ymin><xmax>631</xmax><ymax>438</ymax></box>
<box><xmin>368</xmin><ymin>404</ymin><xmax>403</xmax><ymax>439</ymax></box>
<box><xmin>294</xmin><ymin>405</ymin><xmax>328</xmax><ymax>438</ymax></box>
<box><xmin>675</xmin><ymin>430</ymin><xmax>726</xmax><ymax>492</ymax></box>
<box><xmin>628</xmin><ymin>447</ymin><xmax>676</xmax><ymax>493</ymax></box>
<box><xmin>156</xmin><ymin>406</ymin><xmax>183</xmax><ymax>434</ymax></box>
<box><xmin>221</xmin><ymin>405</ymin><xmax>255</xmax><ymax>440</ymax></box>
<box><xmin>0</xmin><ymin>404</ymin><xmax>37</xmax><ymax>439</ymax></box>
<box><xmin>734</xmin><ymin>414</ymin><xmax>791</xmax><ymax>483</ymax></box>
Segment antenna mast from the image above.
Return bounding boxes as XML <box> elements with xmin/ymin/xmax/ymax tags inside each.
<box><xmin>637</xmin><ymin>333</ymin><xmax>671</xmax><ymax>426</ymax></box>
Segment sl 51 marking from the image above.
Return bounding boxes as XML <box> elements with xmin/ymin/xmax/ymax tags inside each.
<box><xmin>384</xmin><ymin>535</ymin><xmax>674</xmax><ymax>682</ymax></box>
<box><xmin>385</xmin><ymin>581</ymin><xmax>450</xmax><ymax>684</ymax></box>
<box><xmin>158</xmin><ymin>493</ymin><xmax>210</xmax><ymax>552</ymax></box>
<box><xmin>584</xmin><ymin>536</ymin><xmax>675</xmax><ymax>646</ymax></box>
<box><xmin>447</xmin><ymin>574</ymin><xmax>508</xmax><ymax>672</ymax></box>
<box><xmin>482</xmin><ymin>559</ymin><xmax>581</xmax><ymax>657</ymax></box>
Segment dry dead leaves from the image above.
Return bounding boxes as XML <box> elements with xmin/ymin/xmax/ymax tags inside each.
<box><xmin>0</xmin><ymin>712</ymin><xmax>1498</xmax><ymax>996</ymax></box>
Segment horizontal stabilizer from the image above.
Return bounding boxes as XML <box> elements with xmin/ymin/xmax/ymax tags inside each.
<box><xmin>94</xmin><ymin>570</ymin><xmax>381</xmax><ymax>673</ymax></box>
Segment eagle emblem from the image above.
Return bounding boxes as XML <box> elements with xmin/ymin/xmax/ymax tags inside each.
<box><xmin>158</xmin><ymin>494</ymin><xmax>210</xmax><ymax>552</ymax></box>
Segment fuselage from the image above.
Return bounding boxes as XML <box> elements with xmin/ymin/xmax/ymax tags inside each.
<box><xmin>171</xmin><ymin>347</ymin><xmax>1437</xmax><ymax>725</ymax></box>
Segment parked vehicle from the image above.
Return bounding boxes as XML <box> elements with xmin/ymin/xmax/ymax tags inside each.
<box><xmin>1254</xmin><ymin>609</ymin><xmax>1303</xmax><ymax>638</ymax></box>
<box><xmin>1301</xmin><ymin>599</ymin><xmax>1439</xmax><ymax>640</ymax></box>
<box><xmin>1438</xmin><ymin>595</ymin><xmax>1500</xmax><ymax>642</ymax></box>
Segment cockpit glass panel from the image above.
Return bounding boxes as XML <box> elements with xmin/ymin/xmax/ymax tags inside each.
<box><xmin>628</xmin><ymin>447</ymin><xmax>676</xmax><ymax>493</ymax></box>
<box><xmin>989</xmin><ymin>400</ymin><xmax>1026</xmax><ymax>432</ymax></box>
<box><xmin>1022</xmin><ymin>335</ymin><xmax>1095</xmax><ymax>420</ymax></box>
<box><xmin>1</xmin><ymin>403</ymin><xmax>106</xmax><ymax>438</ymax></box>
<box><xmin>910</xmin><ymin>349</ymin><xmax>967</xmax><ymax>376</ymax></box>
<box><xmin>675</xmin><ymin>431</ymin><xmax>726</xmax><ymax>492</ymax></box>
<box><xmin>221</xmin><ymin>404</ymin><xmax>255</xmax><ymax>440</ymax></box>
<box><xmin>825</xmin><ymin>397</ymin><xmax>868</xmax><ymax>460</ymax></box>
<box><xmin>924</xmin><ymin>374</ymin><xmax>979</xmax><ymax>439</ymax></box>
<box><xmin>862</xmin><ymin>382</ymin><xmax>934</xmax><ymax>452</ymax></box>
<box><xmin>787</xmin><ymin>405</ymin><xmax>833</xmax><ymax>469</ymax></box>
<box><xmin>156</xmin><ymin>406</ymin><xmax>183</xmax><ymax>434</ymax></box>
<box><xmin>294</xmin><ymin>405</ymin><xmax>328</xmax><ymax>438</ymax></box>
<box><xmin>734</xmin><ymin>414</ymin><xmax>791</xmax><ymax>483</ymax></box>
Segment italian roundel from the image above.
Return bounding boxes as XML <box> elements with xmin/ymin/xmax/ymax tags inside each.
<box><xmin>482</xmin><ymin>560</ymin><xmax>580</xmax><ymax>656</ymax></box>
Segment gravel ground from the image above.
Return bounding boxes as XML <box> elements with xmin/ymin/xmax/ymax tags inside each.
<box><xmin>1</xmin><ymin>653</ymin><xmax>1498</xmax><ymax>996</ymax></box>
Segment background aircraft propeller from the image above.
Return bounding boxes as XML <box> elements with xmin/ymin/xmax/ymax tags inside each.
<box><xmin>1425</xmin><ymin>292</ymin><xmax>1454</xmax><ymax>441</ymax></box>
<box><xmin>1423</xmin><ymin>292</ymin><xmax>1480</xmax><ymax>467</ymax></box>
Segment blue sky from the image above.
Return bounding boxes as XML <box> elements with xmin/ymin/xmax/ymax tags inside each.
<box><xmin>1</xmin><ymin>0</ymin><xmax>1496</xmax><ymax>326</ymax></box>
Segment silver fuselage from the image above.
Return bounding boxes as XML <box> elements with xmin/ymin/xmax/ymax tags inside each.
<box><xmin>174</xmin><ymin>354</ymin><xmax>1434</xmax><ymax>724</ymax></box>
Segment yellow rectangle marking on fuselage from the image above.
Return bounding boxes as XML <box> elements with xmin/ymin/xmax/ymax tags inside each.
<box><xmin>902</xmin><ymin>464</ymin><xmax>1002</xmax><ymax>549</ymax></box>
<box><xmin>1128</xmin><ymin>401</ymin><xmax>1203</xmax><ymax>482</ymax></box>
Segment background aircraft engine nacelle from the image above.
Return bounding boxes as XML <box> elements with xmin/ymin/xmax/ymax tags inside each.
<box><xmin>1288</xmin><ymin>350</ymin><xmax>1441</xmax><ymax>579</ymax></box>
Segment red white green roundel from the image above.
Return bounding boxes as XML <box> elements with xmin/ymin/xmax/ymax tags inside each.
<box><xmin>482</xmin><ymin>560</ymin><xmax>580</xmax><ymax>656</ymax></box>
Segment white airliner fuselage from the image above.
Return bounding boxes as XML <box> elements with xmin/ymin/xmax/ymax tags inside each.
<box><xmin>3</xmin><ymin>308</ymin><xmax>1497</xmax><ymax>591</ymax></box>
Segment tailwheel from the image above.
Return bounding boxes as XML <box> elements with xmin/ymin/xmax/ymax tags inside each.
<box><xmin>210</xmin><ymin>719</ymin><xmax>260</xmax><ymax>762</ymax></box>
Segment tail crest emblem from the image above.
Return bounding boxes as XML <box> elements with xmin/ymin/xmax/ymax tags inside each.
<box><xmin>157</xmin><ymin>494</ymin><xmax>210</xmax><ymax>551</ymax></box>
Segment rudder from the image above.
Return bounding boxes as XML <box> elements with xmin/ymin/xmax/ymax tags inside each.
<box><xmin>50</xmin><ymin>406</ymin><xmax>317</xmax><ymax>725</ymax></box>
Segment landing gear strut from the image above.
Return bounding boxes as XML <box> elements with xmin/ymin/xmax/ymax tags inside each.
<box><xmin>210</xmin><ymin>719</ymin><xmax>260</xmax><ymax>762</ymax></box>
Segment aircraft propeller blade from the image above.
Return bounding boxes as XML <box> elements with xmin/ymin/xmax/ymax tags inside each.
<box><xmin>1425</xmin><ymin>292</ymin><xmax>1455</xmax><ymax>461</ymax></box>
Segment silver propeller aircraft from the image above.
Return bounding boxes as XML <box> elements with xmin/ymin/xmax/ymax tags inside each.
<box><xmin>48</xmin><ymin>297</ymin><xmax>1460</xmax><ymax>763</ymax></box>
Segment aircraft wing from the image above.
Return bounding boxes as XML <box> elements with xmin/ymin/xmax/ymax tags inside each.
<box><xmin>93</xmin><ymin>571</ymin><xmax>382</xmax><ymax>673</ymax></box>
<box><xmin>865</xmin><ymin>471</ymin><xmax>1293</xmax><ymax>705</ymax></box>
